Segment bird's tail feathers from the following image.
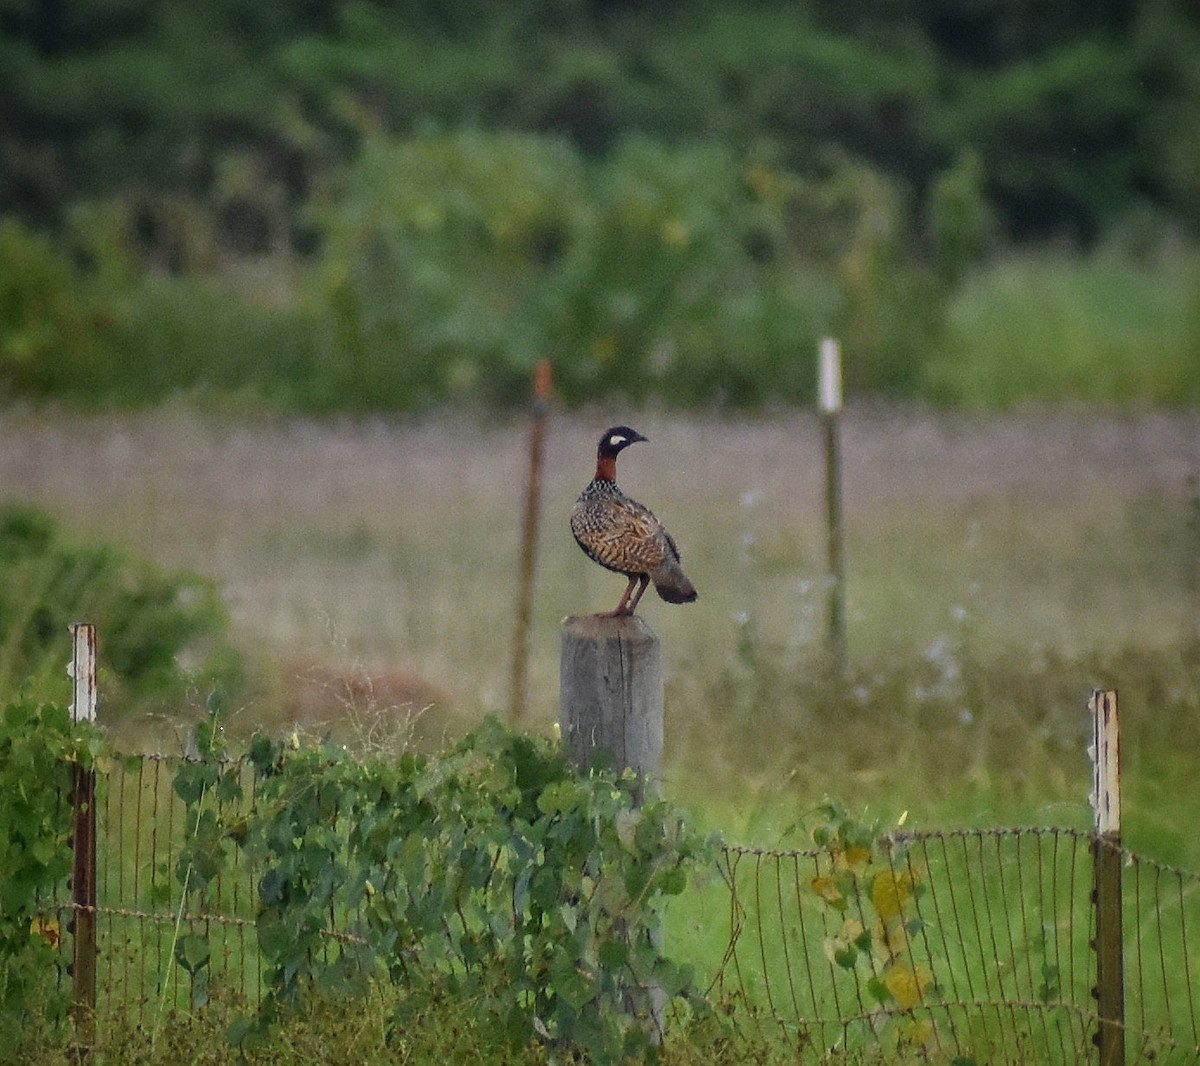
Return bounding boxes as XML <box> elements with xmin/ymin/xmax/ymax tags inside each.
<box><xmin>652</xmin><ymin>562</ymin><xmax>697</xmax><ymax>604</ymax></box>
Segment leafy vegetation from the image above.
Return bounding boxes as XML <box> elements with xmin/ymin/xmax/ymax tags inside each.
<box><xmin>317</xmin><ymin>133</ymin><xmax>850</xmax><ymax>410</ymax></box>
<box><xmin>3</xmin><ymin>1</ymin><xmax>1197</xmax><ymax>241</ymax></box>
<box><xmin>0</xmin><ymin>700</ymin><xmax>105</xmax><ymax>1049</ymax></box>
<box><xmin>1</xmin><ymin>3</ymin><xmax>1198</xmax><ymax>413</ymax></box>
<box><xmin>5</xmin><ymin>633</ymin><xmax>1200</xmax><ymax>1062</ymax></box>
<box><xmin>928</xmin><ymin>245</ymin><xmax>1200</xmax><ymax>407</ymax></box>
<box><xmin>169</xmin><ymin>712</ymin><xmax>713</xmax><ymax>1064</ymax></box>
<box><xmin>0</xmin><ymin>506</ymin><xmax>244</xmax><ymax>720</ymax></box>
<box><xmin>808</xmin><ymin>801</ymin><xmax>932</xmax><ymax>1049</ymax></box>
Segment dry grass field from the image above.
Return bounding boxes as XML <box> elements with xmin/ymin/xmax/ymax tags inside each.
<box><xmin>1</xmin><ymin>403</ymin><xmax>1198</xmax><ymax>831</ymax></box>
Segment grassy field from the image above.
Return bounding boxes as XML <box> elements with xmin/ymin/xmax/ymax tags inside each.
<box><xmin>3</xmin><ymin>402</ymin><xmax>1198</xmax><ymax>1063</ymax></box>
<box><xmin>1</xmin><ymin>404</ymin><xmax>1197</xmax><ymax>822</ymax></box>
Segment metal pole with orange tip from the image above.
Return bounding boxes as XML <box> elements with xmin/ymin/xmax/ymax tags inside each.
<box><xmin>509</xmin><ymin>360</ymin><xmax>552</xmax><ymax>723</ymax></box>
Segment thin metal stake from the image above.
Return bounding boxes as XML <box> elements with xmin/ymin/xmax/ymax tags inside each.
<box><xmin>69</xmin><ymin>622</ymin><xmax>98</xmax><ymax>1052</ymax></box>
<box><xmin>819</xmin><ymin>338</ymin><xmax>847</xmax><ymax>670</ymax></box>
<box><xmin>1089</xmin><ymin>688</ymin><xmax>1125</xmax><ymax>1066</ymax></box>
<box><xmin>509</xmin><ymin>359</ymin><xmax>552</xmax><ymax>723</ymax></box>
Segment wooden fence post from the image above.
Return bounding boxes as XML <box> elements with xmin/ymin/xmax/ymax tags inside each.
<box><xmin>69</xmin><ymin>622</ymin><xmax>98</xmax><ymax>1051</ymax></box>
<box><xmin>559</xmin><ymin>614</ymin><xmax>663</xmax><ymax>799</ymax></box>
<box><xmin>560</xmin><ymin>613</ymin><xmax>665</xmax><ymax>1038</ymax></box>
<box><xmin>1089</xmin><ymin>688</ymin><xmax>1125</xmax><ymax>1066</ymax></box>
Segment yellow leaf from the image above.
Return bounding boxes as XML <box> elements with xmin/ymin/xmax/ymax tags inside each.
<box><xmin>30</xmin><ymin>917</ymin><xmax>60</xmax><ymax>949</ymax></box>
<box><xmin>899</xmin><ymin>1018</ymin><xmax>935</xmax><ymax>1048</ymax></box>
<box><xmin>840</xmin><ymin>917</ymin><xmax>864</xmax><ymax>943</ymax></box>
<box><xmin>876</xmin><ymin>916</ymin><xmax>911</xmax><ymax>958</ymax></box>
<box><xmin>883</xmin><ymin>963</ymin><xmax>932</xmax><ymax>1010</ymax></box>
<box><xmin>842</xmin><ymin>845</ymin><xmax>872</xmax><ymax>871</ymax></box>
<box><xmin>811</xmin><ymin>875</ymin><xmax>843</xmax><ymax>906</ymax></box>
<box><xmin>871</xmin><ymin>870</ymin><xmax>917</xmax><ymax>920</ymax></box>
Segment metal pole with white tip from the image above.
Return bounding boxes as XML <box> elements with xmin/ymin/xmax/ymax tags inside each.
<box><xmin>819</xmin><ymin>338</ymin><xmax>847</xmax><ymax>671</ymax></box>
<box><xmin>1088</xmin><ymin>688</ymin><xmax>1124</xmax><ymax>1066</ymax></box>
<box><xmin>69</xmin><ymin>622</ymin><xmax>98</xmax><ymax>1050</ymax></box>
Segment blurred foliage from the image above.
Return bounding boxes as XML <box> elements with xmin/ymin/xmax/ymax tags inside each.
<box><xmin>0</xmin><ymin>215</ymin><xmax>324</xmax><ymax>406</ymax></box>
<box><xmin>0</xmin><ymin>219</ymin><xmax>114</xmax><ymax>396</ymax></box>
<box><xmin>318</xmin><ymin>132</ymin><xmax>851</xmax><ymax>409</ymax></box>
<box><xmin>927</xmin><ymin>245</ymin><xmax>1200</xmax><ymax>407</ymax></box>
<box><xmin>2</xmin><ymin>0</ymin><xmax>1198</xmax><ymax>243</ymax></box>
<box><xmin>1</xmin><ymin>1</ymin><xmax>1198</xmax><ymax>410</ymax></box>
<box><xmin>0</xmin><ymin>506</ymin><xmax>244</xmax><ymax>719</ymax></box>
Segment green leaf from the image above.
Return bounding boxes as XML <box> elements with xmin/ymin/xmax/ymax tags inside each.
<box><xmin>598</xmin><ymin>937</ymin><xmax>628</xmax><ymax>972</ymax></box>
<box><xmin>834</xmin><ymin>944</ymin><xmax>858</xmax><ymax>970</ymax></box>
<box><xmin>174</xmin><ymin>933</ymin><xmax>211</xmax><ymax>975</ymax></box>
<box><xmin>657</xmin><ymin>864</ymin><xmax>688</xmax><ymax>896</ymax></box>
<box><xmin>552</xmin><ymin>964</ymin><xmax>596</xmax><ymax>1011</ymax></box>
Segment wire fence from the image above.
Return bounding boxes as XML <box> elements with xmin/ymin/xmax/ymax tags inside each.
<box><xmin>714</xmin><ymin>829</ymin><xmax>1200</xmax><ymax>1065</ymax></box>
<box><xmin>36</xmin><ymin>754</ymin><xmax>1200</xmax><ymax>1063</ymax></box>
<box><xmin>50</xmin><ymin>756</ymin><xmax>263</xmax><ymax>1024</ymax></box>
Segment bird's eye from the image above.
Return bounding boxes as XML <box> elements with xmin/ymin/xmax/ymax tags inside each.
<box><xmin>608</xmin><ymin>434</ymin><xmax>627</xmax><ymax>447</ymax></box>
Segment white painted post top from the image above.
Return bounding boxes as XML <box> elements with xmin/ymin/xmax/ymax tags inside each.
<box><xmin>819</xmin><ymin>337</ymin><xmax>843</xmax><ymax>414</ymax></box>
<box><xmin>1088</xmin><ymin>689</ymin><xmax>1120</xmax><ymax>836</ymax></box>
<box><xmin>69</xmin><ymin>622</ymin><xmax>98</xmax><ymax>723</ymax></box>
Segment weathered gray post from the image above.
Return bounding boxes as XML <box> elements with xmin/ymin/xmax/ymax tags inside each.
<box><xmin>559</xmin><ymin>613</ymin><xmax>663</xmax><ymax>798</ymax></box>
<box><xmin>559</xmin><ymin>612</ymin><xmax>665</xmax><ymax>1037</ymax></box>
<box><xmin>1089</xmin><ymin>688</ymin><xmax>1124</xmax><ymax>1066</ymax></box>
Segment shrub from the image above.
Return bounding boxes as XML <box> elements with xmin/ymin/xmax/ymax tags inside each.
<box><xmin>0</xmin><ymin>506</ymin><xmax>244</xmax><ymax>722</ymax></box>
<box><xmin>925</xmin><ymin>248</ymin><xmax>1200</xmax><ymax>406</ymax></box>
<box><xmin>101</xmin><ymin>274</ymin><xmax>325</xmax><ymax>408</ymax></box>
<box><xmin>0</xmin><ymin>220</ymin><xmax>115</xmax><ymax>399</ymax></box>
<box><xmin>173</xmin><ymin>713</ymin><xmax>714</xmax><ymax>1064</ymax></box>
<box><xmin>315</xmin><ymin>131</ymin><xmax>848</xmax><ymax>410</ymax></box>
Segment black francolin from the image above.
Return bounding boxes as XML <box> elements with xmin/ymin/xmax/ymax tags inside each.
<box><xmin>570</xmin><ymin>426</ymin><xmax>698</xmax><ymax>616</ymax></box>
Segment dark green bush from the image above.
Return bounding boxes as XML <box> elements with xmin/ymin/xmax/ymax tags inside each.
<box><xmin>0</xmin><ymin>220</ymin><xmax>116</xmax><ymax>399</ymax></box>
<box><xmin>102</xmin><ymin>275</ymin><xmax>325</xmax><ymax>407</ymax></box>
<box><xmin>0</xmin><ymin>506</ymin><xmax>244</xmax><ymax>720</ymax></box>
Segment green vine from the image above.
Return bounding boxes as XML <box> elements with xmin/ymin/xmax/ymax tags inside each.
<box><xmin>0</xmin><ymin>700</ymin><xmax>106</xmax><ymax>1044</ymax></box>
<box><xmin>174</xmin><ymin>713</ymin><xmax>712</xmax><ymax>1064</ymax></box>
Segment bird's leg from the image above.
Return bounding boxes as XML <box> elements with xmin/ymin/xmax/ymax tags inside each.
<box><xmin>605</xmin><ymin>575</ymin><xmax>640</xmax><ymax>617</ymax></box>
<box><xmin>626</xmin><ymin>574</ymin><xmax>651</xmax><ymax>614</ymax></box>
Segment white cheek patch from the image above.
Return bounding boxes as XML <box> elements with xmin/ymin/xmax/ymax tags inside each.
<box><xmin>608</xmin><ymin>434</ymin><xmax>627</xmax><ymax>447</ymax></box>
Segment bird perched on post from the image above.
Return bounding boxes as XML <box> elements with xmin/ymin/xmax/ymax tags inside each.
<box><xmin>570</xmin><ymin>426</ymin><xmax>698</xmax><ymax>616</ymax></box>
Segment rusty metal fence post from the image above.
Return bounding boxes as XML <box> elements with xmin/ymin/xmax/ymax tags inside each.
<box><xmin>509</xmin><ymin>358</ymin><xmax>552</xmax><ymax>723</ymax></box>
<box><xmin>69</xmin><ymin>622</ymin><xmax>99</xmax><ymax>1049</ymax></box>
<box><xmin>1089</xmin><ymin>688</ymin><xmax>1124</xmax><ymax>1066</ymax></box>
